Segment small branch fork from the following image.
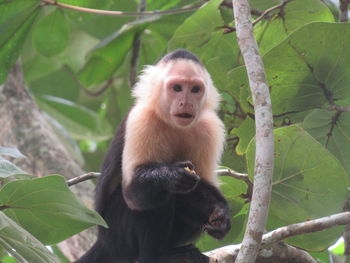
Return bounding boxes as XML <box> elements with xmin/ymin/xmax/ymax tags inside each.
<box><xmin>39</xmin><ymin>0</ymin><xmax>201</xmax><ymax>16</ymax></box>
<box><xmin>221</xmin><ymin>0</ymin><xmax>294</xmax><ymax>34</ymax></box>
<box><xmin>217</xmin><ymin>169</ymin><xmax>253</xmax><ymax>200</ymax></box>
<box><xmin>63</xmin><ymin>65</ymin><xmax>114</xmax><ymax>97</ymax></box>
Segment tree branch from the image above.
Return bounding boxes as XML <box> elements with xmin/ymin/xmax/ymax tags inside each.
<box><xmin>39</xmin><ymin>0</ymin><xmax>200</xmax><ymax>16</ymax></box>
<box><xmin>207</xmin><ymin>242</ymin><xmax>316</xmax><ymax>263</ymax></box>
<box><xmin>67</xmin><ymin>172</ymin><xmax>101</xmax><ymax>186</ymax></box>
<box><xmin>233</xmin><ymin>0</ymin><xmax>274</xmax><ymax>262</ymax></box>
<box><xmin>261</xmin><ymin>212</ymin><xmax>350</xmax><ymax>247</ymax></box>
<box><xmin>339</xmin><ymin>0</ymin><xmax>350</xmax><ymax>22</ymax></box>
<box><xmin>0</xmin><ymin>64</ymin><xmax>96</xmax><ymax>261</ymax></box>
<box><xmin>63</xmin><ymin>65</ymin><xmax>114</xmax><ymax>97</ymax></box>
<box><xmin>207</xmin><ymin>212</ymin><xmax>350</xmax><ymax>262</ymax></box>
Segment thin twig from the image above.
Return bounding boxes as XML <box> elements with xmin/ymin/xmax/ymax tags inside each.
<box><xmin>0</xmin><ymin>205</ymin><xmax>11</xmax><ymax>211</ymax></box>
<box><xmin>67</xmin><ymin>172</ymin><xmax>100</xmax><ymax>186</ymax></box>
<box><xmin>226</xmin><ymin>136</ymin><xmax>239</xmax><ymax>142</ymax></box>
<box><xmin>252</xmin><ymin>0</ymin><xmax>294</xmax><ymax>26</ymax></box>
<box><xmin>39</xmin><ymin>0</ymin><xmax>201</xmax><ymax>16</ymax></box>
<box><xmin>63</xmin><ymin>65</ymin><xmax>114</xmax><ymax>97</ymax></box>
<box><xmin>217</xmin><ymin>168</ymin><xmax>248</xmax><ymax>178</ymax></box>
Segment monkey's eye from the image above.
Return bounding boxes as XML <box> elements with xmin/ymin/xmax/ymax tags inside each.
<box><xmin>173</xmin><ymin>84</ymin><xmax>182</xmax><ymax>92</ymax></box>
<box><xmin>191</xmin><ymin>86</ymin><xmax>201</xmax><ymax>93</ymax></box>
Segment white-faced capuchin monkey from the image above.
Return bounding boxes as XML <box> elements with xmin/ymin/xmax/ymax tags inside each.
<box><xmin>75</xmin><ymin>49</ymin><xmax>231</xmax><ymax>263</ymax></box>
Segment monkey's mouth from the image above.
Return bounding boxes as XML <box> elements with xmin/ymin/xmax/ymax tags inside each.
<box><xmin>175</xmin><ymin>113</ymin><xmax>194</xmax><ymax>119</ymax></box>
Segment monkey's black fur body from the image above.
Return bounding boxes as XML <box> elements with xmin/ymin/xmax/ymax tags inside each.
<box><xmin>76</xmin><ymin>116</ymin><xmax>230</xmax><ymax>263</ymax></box>
<box><xmin>75</xmin><ymin>50</ymin><xmax>231</xmax><ymax>263</ymax></box>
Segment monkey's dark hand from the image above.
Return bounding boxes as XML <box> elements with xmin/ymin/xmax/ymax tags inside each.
<box><xmin>204</xmin><ymin>204</ymin><xmax>231</xmax><ymax>239</ymax></box>
<box><xmin>167</xmin><ymin>161</ymin><xmax>200</xmax><ymax>194</ymax></box>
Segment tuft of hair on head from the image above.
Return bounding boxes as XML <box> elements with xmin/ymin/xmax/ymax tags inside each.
<box><xmin>158</xmin><ymin>49</ymin><xmax>202</xmax><ymax>66</ymax></box>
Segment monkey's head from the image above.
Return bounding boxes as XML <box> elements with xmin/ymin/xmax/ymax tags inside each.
<box><xmin>133</xmin><ymin>49</ymin><xmax>221</xmax><ymax>128</ymax></box>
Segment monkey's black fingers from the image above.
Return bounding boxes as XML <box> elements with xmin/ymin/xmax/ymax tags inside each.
<box><xmin>174</xmin><ymin>160</ymin><xmax>195</xmax><ymax>170</ymax></box>
<box><xmin>204</xmin><ymin>205</ymin><xmax>231</xmax><ymax>239</ymax></box>
<box><xmin>169</xmin><ymin>171</ymin><xmax>199</xmax><ymax>194</ymax></box>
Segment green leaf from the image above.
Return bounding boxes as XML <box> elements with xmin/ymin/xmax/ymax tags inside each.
<box><xmin>0</xmin><ymin>212</ymin><xmax>59</xmax><ymax>263</ymax></box>
<box><xmin>309</xmin><ymin>250</ymin><xmax>330</xmax><ymax>263</ymax></box>
<box><xmin>168</xmin><ymin>0</ymin><xmax>240</xmax><ymax>91</ymax></box>
<box><xmin>36</xmin><ymin>95</ymin><xmax>113</xmax><ymax>141</ymax></box>
<box><xmin>67</xmin><ymin>0</ymin><xmax>133</xmax><ymax>39</ymax></box>
<box><xmin>303</xmin><ymin>110</ymin><xmax>350</xmax><ymax>175</ymax></box>
<box><xmin>79</xmin><ymin>15</ymin><xmax>161</xmax><ymax>86</ymax></box>
<box><xmin>0</xmin><ymin>3</ymin><xmax>39</xmax><ymax>83</ymax></box>
<box><xmin>255</xmin><ymin>0</ymin><xmax>334</xmax><ymax>55</ymax></box>
<box><xmin>0</xmin><ymin>147</ymin><xmax>25</xmax><ymax>159</ymax></box>
<box><xmin>247</xmin><ymin>125</ymin><xmax>349</xmax><ymax>250</ymax></box>
<box><xmin>0</xmin><ymin>175</ymin><xmax>107</xmax><ymax>244</ymax></box>
<box><xmin>169</xmin><ymin>0</ymin><xmax>223</xmax><ymax>50</ymax></box>
<box><xmin>231</xmin><ymin>117</ymin><xmax>255</xmax><ymax>155</ymax></box>
<box><xmin>32</xmin><ymin>9</ymin><xmax>70</xmax><ymax>57</ymax></box>
<box><xmin>330</xmin><ymin>238</ymin><xmax>344</xmax><ymax>255</ymax></box>
<box><xmin>30</xmin><ymin>67</ymin><xmax>80</xmax><ymax>101</ymax></box>
<box><xmin>233</xmin><ymin>23</ymin><xmax>350</xmax><ymax>116</ymax></box>
<box><xmin>0</xmin><ymin>159</ymin><xmax>25</xmax><ymax>178</ymax></box>
<box><xmin>250</xmin><ymin>0</ymin><xmax>279</xmax><ymax>10</ymax></box>
<box><xmin>0</xmin><ymin>0</ymin><xmax>37</xmax><ymax>25</ymax></box>
<box><xmin>1</xmin><ymin>255</ymin><xmax>18</xmax><ymax>263</ymax></box>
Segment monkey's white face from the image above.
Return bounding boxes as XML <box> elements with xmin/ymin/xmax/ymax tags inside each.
<box><xmin>159</xmin><ymin>61</ymin><xmax>206</xmax><ymax>128</ymax></box>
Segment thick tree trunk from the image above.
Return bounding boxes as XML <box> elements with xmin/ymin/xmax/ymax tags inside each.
<box><xmin>0</xmin><ymin>64</ymin><xmax>96</xmax><ymax>261</ymax></box>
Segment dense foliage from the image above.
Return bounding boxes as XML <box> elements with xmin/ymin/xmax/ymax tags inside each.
<box><xmin>0</xmin><ymin>0</ymin><xmax>349</xmax><ymax>262</ymax></box>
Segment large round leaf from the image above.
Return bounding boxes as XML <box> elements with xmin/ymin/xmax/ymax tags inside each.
<box><xmin>231</xmin><ymin>22</ymin><xmax>350</xmax><ymax>117</ymax></box>
<box><xmin>0</xmin><ymin>3</ymin><xmax>39</xmax><ymax>83</ymax></box>
<box><xmin>169</xmin><ymin>0</ymin><xmax>223</xmax><ymax>50</ymax></box>
<box><xmin>254</xmin><ymin>0</ymin><xmax>334</xmax><ymax>55</ymax></box>
<box><xmin>0</xmin><ymin>175</ymin><xmax>107</xmax><ymax>244</ymax></box>
<box><xmin>247</xmin><ymin>125</ymin><xmax>349</xmax><ymax>250</ymax></box>
<box><xmin>169</xmin><ymin>0</ymin><xmax>240</xmax><ymax>90</ymax></box>
<box><xmin>78</xmin><ymin>15</ymin><xmax>160</xmax><ymax>86</ymax></box>
<box><xmin>32</xmin><ymin>9</ymin><xmax>70</xmax><ymax>57</ymax></box>
<box><xmin>303</xmin><ymin>109</ymin><xmax>350</xmax><ymax>175</ymax></box>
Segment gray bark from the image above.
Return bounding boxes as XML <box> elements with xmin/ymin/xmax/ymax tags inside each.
<box><xmin>0</xmin><ymin>64</ymin><xmax>96</xmax><ymax>261</ymax></box>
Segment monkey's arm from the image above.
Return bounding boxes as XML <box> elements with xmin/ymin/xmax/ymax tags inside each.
<box><xmin>123</xmin><ymin>161</ymin><xmax>200</xmax><ymax>211</ymax></box>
